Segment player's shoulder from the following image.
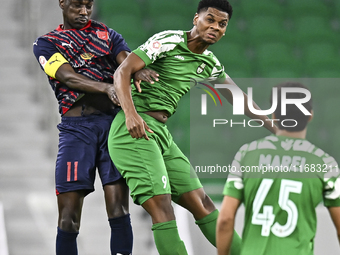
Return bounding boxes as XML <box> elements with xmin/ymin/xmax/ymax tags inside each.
<box><xmin>308</xmin><ymin>143</ymin><xmax>338</xmax><ymax>167</ymax></box>
<box><xmin>280</xmin><ymin>137</ymin><xmax>336</xmax><ymax>163</ymax></box>
<box><xmin>33</xmin><ymin>33</ymin><xmax>56</xmax><ymax>51</ymax></box>
<box><xmin>149</xmin><ymin>30</ymin><xmax>185</xmax><ymax>44</ymax></box>
<box><xmin>202</xmin><ymin>48</ymin><xmax>223</xmax><ymax>68</ymax></box>
<box><xmin>266</xmin><ymin>136</ymin><xmax>337</xmax><ymax>165</ymax></box>
<box><xmin>36</xmin><ymin>27</ymin><xmax>61</xmax><ymax>46</ymax></box>
<box><xmin>202</xmin><ymin>48</ymin><xmax>217</xmax><ymax>58</ymax></box>
<box><xmin>137</xmin><ymin>30</ymin><xmax>185</xmax><ymax>58</ymax></box>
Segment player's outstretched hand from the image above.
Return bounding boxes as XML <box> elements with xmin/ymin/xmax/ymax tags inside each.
<box><xmin>126</xmin><ymin>112</ymin><xmax>154</xmax><ymax>140</ymax></box>
<box><xmin>133</xmin><ymin>68</ymin><xmax>159</xmax><ymax>92</ymax></box>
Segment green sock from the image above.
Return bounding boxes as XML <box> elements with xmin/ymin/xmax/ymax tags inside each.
<box><xmin>195</xmin><ymin>210</ymin><xmax>242</xmax><ymax>255</ymax></box>
<box><xmin>152</xmin><ymin>220</ymin><xmax>188</xmax><ymax>255</ymax></box>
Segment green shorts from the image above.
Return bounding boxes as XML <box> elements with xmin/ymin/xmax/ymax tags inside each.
<box><xmin>108</xmin><ymin>111</ymin><xmax>203</xmax><ymax>205</ymax></box>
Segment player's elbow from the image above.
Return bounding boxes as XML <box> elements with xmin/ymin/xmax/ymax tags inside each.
<box><xmin>114</xmin><ymin>63</ymin><xmax>132</xmax><ymax>85</ymax></box>
<box><xmin>115</xmin><ymin>58</ymin><xmax>134</xmax><ymax>77</ymax></box>
<box><xmin>217</xmin><ymin>213</ymin><xmax>235</xmax><ymax>232</ymax></box>
<box><xmin>114</xmin><ymin>52</ymin><xmax>145</xmax><ymax>83</ymax></box>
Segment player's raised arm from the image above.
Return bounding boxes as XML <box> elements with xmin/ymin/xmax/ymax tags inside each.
<box><xmin>113</xmin><ymin>53</ymin><xmax>154</xmax><ymax>140</ymax></box>
<box><xmin>217</xmin><ymin>76</ymin><xmax>277</xmax><ymax>134</ymax></box>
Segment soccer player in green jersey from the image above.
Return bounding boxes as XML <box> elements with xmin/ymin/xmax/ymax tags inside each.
<box><xmin>217</xmin><ymin>82</ymin><xmax>340</xmax><ymax>255</ymax></box>
<box><xmin>108</xmin><ymin>0</ymin><xmax>277</xmax><ymax>254</ymax></box>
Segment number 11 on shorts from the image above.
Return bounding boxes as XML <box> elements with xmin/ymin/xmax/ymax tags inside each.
<box><xmin>67</xmin><ymin>161</ymin><xmax>78</xmax><ymax>182</ymax></box>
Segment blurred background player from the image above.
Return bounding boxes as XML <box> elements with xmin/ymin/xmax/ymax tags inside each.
<box><xmin>217</xmin><ymin>81</ymin><xmax>340</xmax><ymax>255</ymax></box>
<box><xmin>108</xmin><ymin>0</ymin><xmax>277</xmax><ymax>254</ymax></box>
<box><xmin>33</xmin><ymin>0</ymin><xmax>157</xmax><ymax>254</ymax></box>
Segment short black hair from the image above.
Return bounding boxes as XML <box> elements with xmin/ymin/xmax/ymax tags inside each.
<box><xmin>272</xmin><ymin>82</ymin><xmax>313</xmax><ymax>132</ymax></box>
<box><xmin>197</xmin><ymin>0</ymin><xmax>233</xmax><ymax>19</ymax></box>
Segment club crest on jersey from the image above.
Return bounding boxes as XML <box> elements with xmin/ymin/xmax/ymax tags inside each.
<box><xmin>96</xmin><ymin>31</ymin><xmax>108</xmax><ymax>40</ymax></box>
<box><xmin>197</xmin><ymin>63</ymin><xmax>206</xmax><ymax>74</ymax></box>
<box><xmin>80</xmin><ymin>53</ymin><xmax>95</xmax><ymax>60</ymax></box>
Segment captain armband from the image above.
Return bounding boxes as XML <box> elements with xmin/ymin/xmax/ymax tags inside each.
<box><xmin>39</xmin><ymin>53</ymin><xmax>69</xmax><ymax>79</ymax></box>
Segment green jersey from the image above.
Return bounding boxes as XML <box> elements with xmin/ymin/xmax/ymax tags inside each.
<box><xmin>132</xmin><ymin>30</ymin><xmax>226</xmax><ymax>116</ymax></box>
<box><xmin>223</xmin><ymin>135</ymin><xmax>340</xmax><ymax>255</ymax></box>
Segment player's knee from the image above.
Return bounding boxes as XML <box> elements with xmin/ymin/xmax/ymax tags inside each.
<box><xmin>104</xmin><ymin>183</ymin><xmax>129</xmax><ymax>218</ymax></box>
<box><xmin>190</xmin><ymin>189</ymin><xmax>216</xmax><ymax>212</ymax></box>
<box><xmin>58</xmin><ymin>213</ymin><xmax>81</xmax><ymax>232</ymax></box>
<box><xmin>150</xmin><ymin>194</ymin><xmax>173</xmax><ymax>209</ymax></box>
<box><xmin>183</xmin><ymin>189</ymin><xmax>215</xmax><ymax>209</ymax></box>
<box><xmin>178</xmin><ymin>189</ymin><xmax>216</xmax><ymax>220</ymax></box>
<box><xmin>142</xmin><ymin>194</ymin><xmax>175</xmax><ymax>223</ymax></box>
<box><xmin>106</xmin><ymin>200</ymin><xmax>129</xmax><ymax>219</ymax></box>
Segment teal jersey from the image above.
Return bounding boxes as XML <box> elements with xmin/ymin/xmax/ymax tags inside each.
<box><xmin>132</xmin><ymin>30</ymin><xmax>226</xmax><ymax>116</ymax></box>
<box><xmin>223</xmin><ymin>135</ymin><xmax>340</xmax><ymax>255</ymax></box>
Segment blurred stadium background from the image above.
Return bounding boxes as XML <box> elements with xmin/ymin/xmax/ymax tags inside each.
<box><xmin>0</xmin><ymin>0</ymin><xmax>339</xmax><ymax>254</ymax></box>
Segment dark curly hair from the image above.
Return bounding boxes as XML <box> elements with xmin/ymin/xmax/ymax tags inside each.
<box><xmin>197</xmin><ymin>0</ymin><xmax>233</xmax><ymax>19</ymax></box>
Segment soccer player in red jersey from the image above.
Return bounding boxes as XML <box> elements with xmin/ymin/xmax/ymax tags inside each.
<box><xmin>33</xmin><ymin>1</ymin><xmax>157</xmax><ymax>254</ymax></box>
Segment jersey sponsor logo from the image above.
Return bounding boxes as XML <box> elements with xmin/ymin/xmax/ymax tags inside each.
<box><xmin>39</xmin><ymin>56</ymin><xmax>47</xmax><ymax>68</ymax></box>
<box><xmin>80</xmin><ymin>53</ymin><xmax>95</xmax><ymax>60</ymax></box>
<box><xmin>96</xmin><ymin>31</ymin><xmax>108</xmax><ymax>40</ymax></box>
<box><xmin>174</xmin><ymin>55</ymin><xmax>184</xmax><ymax>60</ymax></box>
<box><xmin>196</xmin><ymin>63</ymin><xmax>206</xmax><ymax>74</ymax></box>
<box><xmin>61</xmin><ymin>42</ymin><xmax>73</xmax><ymax>49</ymax></box>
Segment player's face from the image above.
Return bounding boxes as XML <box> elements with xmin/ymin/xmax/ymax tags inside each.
<box><xmin>60</xmin><ymin>0</ymin><xmax>94</xmax><ymax>30</ymax></box>
<box><xmin>194</xmin><ymin>7</ymin><xmax>229</xmax><ymax>45</ymax></box>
